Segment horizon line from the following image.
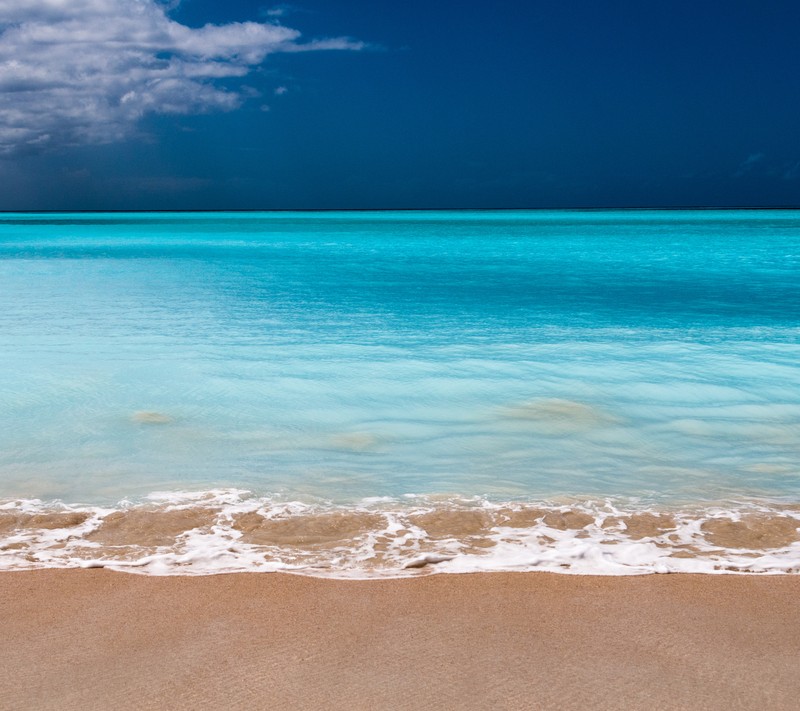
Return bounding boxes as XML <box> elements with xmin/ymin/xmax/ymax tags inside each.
<box><xmin>2</xmin><ymin>206</ymin><xmax>800</xmax><ymax>214</ymax></box>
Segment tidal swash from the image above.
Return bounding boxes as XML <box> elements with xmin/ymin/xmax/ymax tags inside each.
<box><xmin>1</xmin><ymin>210</ymin><xmax>799</xmax><ymax>576</ymax></box>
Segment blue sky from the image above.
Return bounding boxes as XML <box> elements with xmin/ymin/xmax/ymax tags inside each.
<box><xmin>1</xmin><ymin>0</ymin><xmax>799</xmax><ymax>209</ymax></box>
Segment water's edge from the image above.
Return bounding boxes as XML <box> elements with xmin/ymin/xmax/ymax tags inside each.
<box><xmin>2</xmin><ymin>489</ymin><xmax>799</xmax><ymax>577</ymax></box>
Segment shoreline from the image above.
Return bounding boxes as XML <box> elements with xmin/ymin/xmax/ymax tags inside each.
<box><xmin>2</xmin><ymin>570</ymin><xmax>799</xmax><ymax>710</ymax></box>
<box><xmin>3</xmin><ymin>492</ymin><xmax>799</xmax><ymax>576</ymax></box>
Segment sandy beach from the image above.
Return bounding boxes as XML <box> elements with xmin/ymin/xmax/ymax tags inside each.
<box><xmin>1</xmin><ymin>571</ymin><xmax>798</xmax><ymax>710</ymax></box>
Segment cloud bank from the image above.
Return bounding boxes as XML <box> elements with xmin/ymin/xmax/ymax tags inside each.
<box><xmin>0</xmin><ymin>0</ymin><xmax>363</xmax><ymax>154</ymax></box>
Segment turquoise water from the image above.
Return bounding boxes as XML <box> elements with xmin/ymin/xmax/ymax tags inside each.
<box><xmin>1</xmin><ymin>210</ymin><xmax>799</xmax><ymax>507</ymax></box>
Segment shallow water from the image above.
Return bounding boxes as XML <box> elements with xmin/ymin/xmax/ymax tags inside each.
<box><xmin>1</xmin><ymin>210</ymin><xmax>799</xmax><ymax>575</ymax></box>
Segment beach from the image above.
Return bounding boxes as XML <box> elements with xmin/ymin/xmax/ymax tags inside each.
<box><xmin>3</xmin><ymin>0</ymin><xmax>799</xmax><ymax>703</ymax></box>
<box><xmin>2</xmin><ymin>570</ymin><xmax>799</xmax><ymax>710</ymax></box>
<box><xmin>2</xmin><ymin>211</ymin><xmax>799</xmax><ymax>708</ymax></box>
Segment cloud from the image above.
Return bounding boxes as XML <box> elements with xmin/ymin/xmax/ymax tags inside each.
<box><xmin>274</xmin><ymin>85</ymin><xmax>288</xmax><ymax>95</ymax></box>
<box><xmin>734</xmin><ymin>152</ymin><xmax>765</xmax><ymax>178</ymax></box>
<box><xmin>264</xmin><ymin>6</ymin><xmax>288</xmax><ymax>18</ymax></box>
<box><xmin>0</xmin><ymin>0</ymin><xmax>363</xmax><ymax>154</ymax></box>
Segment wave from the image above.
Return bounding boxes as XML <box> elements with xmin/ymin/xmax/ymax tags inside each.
<box><xmin>1</xmin><ymin>489</ymin><xmax>799</xmax><ymax>577</ymax></box>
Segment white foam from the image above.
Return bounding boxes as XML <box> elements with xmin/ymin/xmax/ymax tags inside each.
<box><xmin>1</xmin><ymin>490</ymin><xmax>799</xmax><ymax>578</ymax></box>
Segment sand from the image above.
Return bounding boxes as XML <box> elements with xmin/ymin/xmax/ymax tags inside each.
<box><xmin>1</xmin><ymin>571</ymin><xmax>799</xmax><ymax>710</ymax></box>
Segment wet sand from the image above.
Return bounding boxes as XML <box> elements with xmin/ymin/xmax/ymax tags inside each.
<box><xmin>1</xmin><ymin>571</ymin><xmax>799</xmax><ymax>710</ymax></box>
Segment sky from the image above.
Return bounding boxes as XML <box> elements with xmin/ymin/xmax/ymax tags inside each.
<box><xmin>1</xmin><ymin>0</ymin><xmax>799</xmax><ymax>210</ymax></box>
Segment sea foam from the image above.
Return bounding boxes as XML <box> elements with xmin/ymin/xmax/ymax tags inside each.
<box><xmin>1</xmin><ymin>490</ymin><xmax>799</xmax><ymax>577</ymax></box>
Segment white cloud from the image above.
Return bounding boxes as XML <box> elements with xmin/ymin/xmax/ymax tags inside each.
<box><xmin>734</xmin><ymin>152</ymin><xmax>765</xmax><ymax>178</ymax></box>
<box><xmin>0</xmin><ymin>0</ymin><xmax>363</xmax><ymax>154</ymax></box>
<box><xmin>274</xmin><ymin>85</ymin><xmax>288</xmax><ymax>95</ymax></box>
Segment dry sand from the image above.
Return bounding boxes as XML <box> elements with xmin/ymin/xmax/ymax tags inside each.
<box><xmin>1</xmin><ymin>571</ymin><xmax>799</xmax><ymax>711</ymax></box>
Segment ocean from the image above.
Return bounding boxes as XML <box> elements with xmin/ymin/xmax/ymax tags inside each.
<box><xmin>1</xmin><ymin>210</ymin><xmax>799</xmax><ymax>575</ymax></box>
